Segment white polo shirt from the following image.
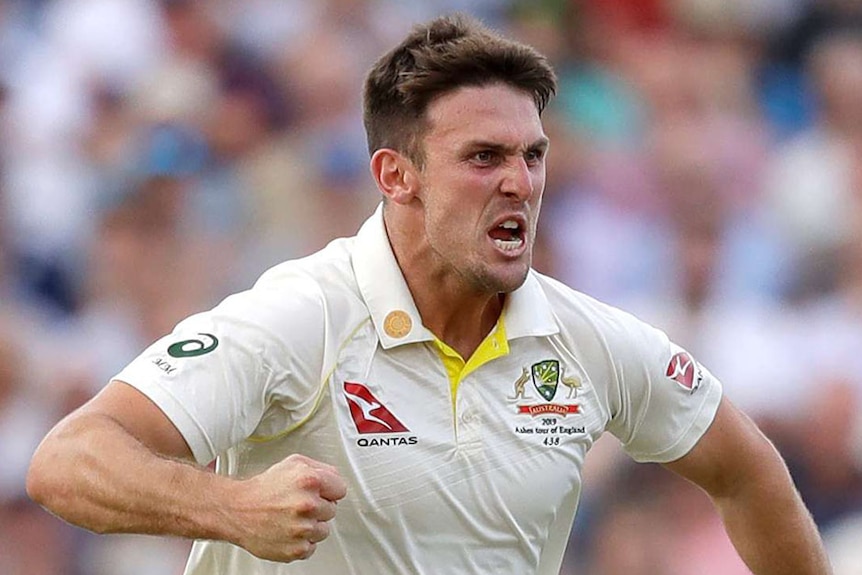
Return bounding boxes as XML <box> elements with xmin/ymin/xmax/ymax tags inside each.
<box><xmin>115</xmin><ymin>204</ymin><xmax>722</xmax><ymax>575</ymax></box>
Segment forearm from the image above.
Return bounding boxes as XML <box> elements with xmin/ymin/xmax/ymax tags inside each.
<box><xmin>712</xmin><ymin>461</ymin><xmax>832</xmax><ymax>575</ymax></box>
<box><xmin>27</xmin><ymin>413</ymin><xmax>237</xmax><ymax>542</ymax></box>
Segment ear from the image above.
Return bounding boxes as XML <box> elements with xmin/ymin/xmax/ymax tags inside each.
<box><xmin>370</xmin><ymin>148</ymin><xmax>420</xmax><ymax>205</ymax></box>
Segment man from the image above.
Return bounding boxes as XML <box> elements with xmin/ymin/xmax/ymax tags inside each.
<box><xmin>27</xmin><ymin>14</ymin><xmax>831</xmax><ymax>575</ymax></box>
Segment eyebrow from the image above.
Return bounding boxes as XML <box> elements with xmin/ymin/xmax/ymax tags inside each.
<box><xmin>462</xmin><ymin>137</ymin><xmax>550</xmax><ymax>155</ymax></box>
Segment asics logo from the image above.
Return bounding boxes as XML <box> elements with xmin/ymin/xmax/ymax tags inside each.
<box><xmin>167</xmin><ymin>333</ymin><xmax>219</xmax><ymax>358</ymax></box>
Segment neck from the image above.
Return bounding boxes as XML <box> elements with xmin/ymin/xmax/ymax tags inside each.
<box><xmin>419</xmin><ymin>289</ymin><xmax>505</xmax><ymax>360</ymax></box>
<box><xmin>384</xmin><ymin>210</ymin><xmax>504</xmax><ymax>359</ymax></box>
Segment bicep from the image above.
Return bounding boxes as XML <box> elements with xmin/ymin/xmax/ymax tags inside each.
<box><xmin>76</xmin><ymin>380</ymin><xmax>195</xmax><ymax>462</ymax></box>
<box><xmin>663</xmin><ymin>396</ymin><xmax>784</xmax><ymax>498</ymax></box>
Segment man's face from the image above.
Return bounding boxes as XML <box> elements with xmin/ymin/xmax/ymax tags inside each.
<box><xmin>414</xmin><ymin>83</ymin><xmax>549</xmax><ymax>294</ymax></box>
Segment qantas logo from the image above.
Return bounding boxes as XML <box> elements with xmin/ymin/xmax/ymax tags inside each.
<box><xmin>665</xmin><ymin>351</ymin><xmax>702</xmax><ymax>393</ymax></box>
<box><xmin>343</xmin><ymin>382</ymin><xmax>410</xmax><ymax>434</ymax></box>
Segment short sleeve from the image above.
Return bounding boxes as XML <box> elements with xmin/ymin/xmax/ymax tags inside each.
<box><xmin>113</xmin><ymin>276</ymin><xmax>326</xmax><ymax>465</ymax></box>
<box><xmin>605</xmin><ymin>316</ymin><xmax>723</xmax><ymax>463</ymax></box>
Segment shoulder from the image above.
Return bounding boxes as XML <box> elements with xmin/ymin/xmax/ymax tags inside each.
<box><xmin>208</xmin><ymin>237</ymin><xmax>368</xmax><ymax>348</ymax></box>
<box><xmin>529</xmin><ymin>271</ymin><xmax>676</xmax><ymax>377</ymax></box>
<box><xmin>532</xmin><ymin>271</ymin><xmax>654</xmax><ymax>340</ymax></box>
<box><xmin>254</xmin><ymin>236</ymin><xmax>356</xmax><ymax>292</ymax></box>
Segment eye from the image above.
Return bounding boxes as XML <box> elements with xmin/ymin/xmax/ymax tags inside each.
<box><xmin>472</xmin><ymin>150</ymin><xmax>497</xmax><ymax>165</ymax></box>
<box><xmin>471</xmin><ymin>150</ymin><xmax>499</xmax><ymax>166</ymax></box>
<box><xmin>525</xmin><ymin>148</ymin><xmax>545</xmax><ymax>166</ymax></box>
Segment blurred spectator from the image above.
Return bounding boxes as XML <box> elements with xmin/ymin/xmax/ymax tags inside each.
<box><xmin>763</xmin><ymin>31</ymin><xmax>862</xmax><ymax>302</ymax></box>
<box><xmin>552</xmin><ymin>1</ymin><xmax>649</xmax><ymax>150</ymax></box>
<box><xmin>0</xmin><ymin>325</ymin><xmax>71</xmax><ymax>575</ymax></box>
<box><xmin>1</xmin><ymin>0</ymin><xmax>165</xmax><ymax>317</ymax></box>
<box><xmin>565</xmin><ymin>460</ymin><xmax>753</xmax><ymax>575</ymax></box>
<box><xmin>827</xmin><ymin>511</ymin><xmax>862</xmax><ymax>575</ymax></box>
<box><xmin>782</xmin><ymin>225</ymin><xmax>862</xmax><ymax>533</ymax></box>
<box><xmin>4</xmin><ymin>1</ymin><xmax>862</xmax><ymax>573</ymax></box>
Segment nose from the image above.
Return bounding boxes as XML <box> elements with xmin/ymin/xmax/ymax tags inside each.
<box><xmin>500</xmin><ymin>156</ymin><xmax>535</xmax><ymax>201</ymax></box>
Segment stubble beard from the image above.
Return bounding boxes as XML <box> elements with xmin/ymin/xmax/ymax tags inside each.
<box><xmin>422</xmin><ymin>193</ymin><xmax>535</xmax><ymax>295</ymax></box>
<box><xmin>463</xmin><ymin>247</ymin><xmax>532</xmax><ymax>295</ymax></box>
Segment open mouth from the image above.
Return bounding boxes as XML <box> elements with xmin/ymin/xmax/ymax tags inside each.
<box><xmin>488</xmin><ymin>219</ymin><xmax>525</xmax><ymax>252</ymax></box>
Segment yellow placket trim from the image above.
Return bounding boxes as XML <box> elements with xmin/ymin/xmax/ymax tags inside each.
<box><xmin>432</xmin><ymin>316</ymin><xmax>510</xmax><ymax>417</ymax></box>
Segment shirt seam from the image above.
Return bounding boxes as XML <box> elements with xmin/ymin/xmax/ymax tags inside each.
<box><xmin>246</xmin><ymin>316</ymin><xmax>373</xmax><ymax>442</ymax></box>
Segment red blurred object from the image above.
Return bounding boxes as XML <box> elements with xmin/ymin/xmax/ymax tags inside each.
<box><xmin>581</xmin><ymin>0</ymin><xmax>670</xmax><ymax>32</ymax></box>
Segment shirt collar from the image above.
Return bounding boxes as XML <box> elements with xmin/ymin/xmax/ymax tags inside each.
<box><xmin>503</xmin><ymin>269</ymin><xmax>560</xmax><ymax>340</ymax></box>
<box><xmin>352</xmin><ymin>204</ymin><xmax>559</xmax><ymax>349</ymax></box>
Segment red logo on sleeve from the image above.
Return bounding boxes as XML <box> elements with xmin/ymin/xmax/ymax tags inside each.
<box><xmin>343</xmin><ymin>382</ymin><xmax>410</xmax><ymax>433</ymax></box>
<box><xmin>665</xmin><ymin>352</ymin><xmax>701</xmax><ymax>392</ymax></box>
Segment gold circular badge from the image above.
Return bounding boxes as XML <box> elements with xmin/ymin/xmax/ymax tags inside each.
<box><xmin>383</xmin><ymin>310</ymin><xmax>412</xmax><ymax>338</ymax></box>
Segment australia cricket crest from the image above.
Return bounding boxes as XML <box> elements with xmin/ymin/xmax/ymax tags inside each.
<box><xmin>532</xmin><ymin>359</ymin><xmax>559</xmax><ymax>401</ymax></box>
<box><xmin>510</xmin><ymin>359</ymin><xmax>581</xmax><ymax>418</ymax></box>
<box><xmin>510</xmin><ymin>359</ymin><xmax>586</xmax><ymax>443</ymax></box>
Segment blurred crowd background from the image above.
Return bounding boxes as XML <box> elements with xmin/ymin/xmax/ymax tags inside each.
<box><xmin>1</xmin><ymin>0</ymin><xmax>861</xmax><ymax>573</ymax></box>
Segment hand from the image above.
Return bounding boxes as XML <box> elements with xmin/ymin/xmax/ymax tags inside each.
<box><xmin>229</xmin><ymin>454</ymin><xmax>347</xmax><ymax>563</ymax></box>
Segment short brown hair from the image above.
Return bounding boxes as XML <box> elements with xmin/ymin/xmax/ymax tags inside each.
<box><xmin>363</xmin><ymin>14</ymin><xmax>557</xmax><ymax>166</ymax></box>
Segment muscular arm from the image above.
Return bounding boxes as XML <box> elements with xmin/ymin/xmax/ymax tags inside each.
<box><xmin>664</xmin><ymin>397</ymin><xmax>832</xmax><ymax>575</ymax></box>
<box><xmin>27</xmin><ymin>381</ymin><xmax>346</xmax><ymax>562</ymax></box>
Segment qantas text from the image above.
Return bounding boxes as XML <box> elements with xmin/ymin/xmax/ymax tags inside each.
<box><xmin>356</xmin><ymin>436</ymin><xmax>418</xmax><ymax>447</ymax></box>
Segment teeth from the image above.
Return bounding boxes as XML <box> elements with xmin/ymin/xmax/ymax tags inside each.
<box><xmin>493</xmin><ymin>238</ymin><xmax>523</xmax><ymax>251</ymax></box>
<box><xmin>500</xmin><ymin>220</ymin><xmax>519</xmax><ymax>229</ymax></box>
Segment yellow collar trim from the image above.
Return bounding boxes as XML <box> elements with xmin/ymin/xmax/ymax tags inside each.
<box><xmin>432</xmin><ymin>316</ymin><xmax>510</xmax><ymax>411</ymax></box>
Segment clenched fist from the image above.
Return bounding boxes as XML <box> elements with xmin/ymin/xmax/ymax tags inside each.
<box><xmin>227</xmin><ymin>454</ymin><xmax>347</xmax><ymax>563</ymax></box>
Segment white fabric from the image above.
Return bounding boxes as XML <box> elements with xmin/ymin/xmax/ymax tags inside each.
<box><xmin>115</xmin><ymin>204</ymin><xmax>722</xmax><ymax>575</ymax></box>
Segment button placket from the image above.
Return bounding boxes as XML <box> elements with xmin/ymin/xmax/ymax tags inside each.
<box><xmin>456</xmin><ymin>387</ymin><xmax>483</xmax><ymax>447</ymax></box>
